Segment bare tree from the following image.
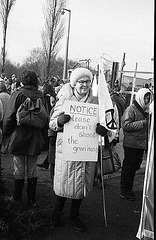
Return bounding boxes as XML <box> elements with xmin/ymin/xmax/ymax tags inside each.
<box><xmin>23</xmin><ymin>47</ymin><xmax>45</xmax><ymax>77</ymax></box>
<box><xmin>0</xmin><ymin>0</ymin><xmax>16</xmax><ymax>74</ymax></box>
<box><xmin>42</xmin><ymin>0</ymin><xmax>66</xmax><ymax>78</ymax></box>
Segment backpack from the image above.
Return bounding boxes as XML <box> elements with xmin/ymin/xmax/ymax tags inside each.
<box><xmin>16</xmin><ymin>97</ymin><xmax>48</xmax><ymax>129</ymax></box>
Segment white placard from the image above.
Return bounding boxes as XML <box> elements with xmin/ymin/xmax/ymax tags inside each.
<box><xmin>62</xmin><ymin>100</ymin><xmax>99</xmax><ymax>161</ymax></box>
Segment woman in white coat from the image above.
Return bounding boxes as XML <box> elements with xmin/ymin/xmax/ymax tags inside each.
<box><xmin>49</xmin><ymin>68</ymin><xmax>107</xmax><ymax>232</ymax></box>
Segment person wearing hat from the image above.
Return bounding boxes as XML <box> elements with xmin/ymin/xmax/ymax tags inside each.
<box><xmin>49</xmin><ymin>67</ymin><xmax>107</xmax><ymax>232</ymax></box>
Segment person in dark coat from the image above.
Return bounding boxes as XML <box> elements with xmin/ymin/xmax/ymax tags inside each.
<box><xmin>120</xmin><ymin>88</ymin><xmax>152</xmax><ymax>201</ymax></box>
<box><xmin>110</xmin><ymin>90</ymin><xmax>126</xmax><ymax>129</ymax></box>
<box><xmin>37</xmin><ymin>82</ymin><xmax>56</xmax><ymax>169</ymax></box>
<box><xmin>2</xmin><ymin>69</ymin><xmax>48</xmax><ymax>207</ymax></box>
<box><xmin>42</xmin><ymin>82</ymin><xmax>56</xmax><ymax>111</ymax></box>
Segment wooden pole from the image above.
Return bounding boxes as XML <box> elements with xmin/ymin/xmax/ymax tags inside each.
<box><xmin>118</xmin><ymin>70</ymin><xmax>153</xmax><ymax>74</ymax></box>
<box><xmin>130</xmin><ymin>62</ymin><xmax>138</xmax><ymax>105</ymax></box>
<box><xmin>119</xmin><ymin>53</ymin><xmax>126</xmax><ymax>90</ymax></box>
<box><xmin>100</xmin><ymin>136</ymin><xmax>108</xmax><ymax>227</ymax></box>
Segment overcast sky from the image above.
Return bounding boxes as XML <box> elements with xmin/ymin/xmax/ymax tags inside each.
<box><xmin>0</xmin><ymin>0</ymin><xmax>154</xmax><ymax>77</ymax></box>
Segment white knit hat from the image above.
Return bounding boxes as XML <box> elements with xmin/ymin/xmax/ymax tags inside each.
<box><xmin>70</xmin><ymin>68</ymin><xmax>93</xmax><ymax>87</ymax></box>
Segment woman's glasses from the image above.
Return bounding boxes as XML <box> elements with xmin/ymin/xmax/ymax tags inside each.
<box><xmin>77</xmin><ymin>80</ymin><xmax>91</xmax><ymax>85</ymax></box>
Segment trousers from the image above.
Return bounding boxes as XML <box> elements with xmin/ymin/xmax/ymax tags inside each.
<box><xmin>120</xmin><ymin>147</ymin><xmax>144</xmax><ymax>192</ymax></box>
<box><xmin>13</xmin><ymin>155</ymin><xmax>38</xmax><ymax>179</ymax></box>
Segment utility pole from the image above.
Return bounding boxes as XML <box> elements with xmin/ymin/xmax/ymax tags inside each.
<box><xmin>62</xmin><ymin>8</ymin><xmax>71</xmax><ymax>81</ymax></box>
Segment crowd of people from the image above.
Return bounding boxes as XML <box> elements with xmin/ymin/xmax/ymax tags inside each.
<box><xmin>0</xmin><ymin>68</ymin><xmax>154</xmax><ymax>232</ymax></box>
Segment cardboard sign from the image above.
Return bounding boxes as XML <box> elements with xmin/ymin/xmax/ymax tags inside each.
<box><xmin>62</xmin><ymin>100</ymin><xmax>99</xmax><ymax>161</ymax></box>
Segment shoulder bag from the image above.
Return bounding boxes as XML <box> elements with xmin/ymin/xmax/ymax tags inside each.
<box><xmin>98</xmin><ymin>134</ymin><xmax>121</xmax><ymax>175</ymax></box>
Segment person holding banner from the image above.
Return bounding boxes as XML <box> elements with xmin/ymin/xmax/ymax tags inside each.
<box><xmin>49</xmin><ymin>67</ymin><xmax>107</xmax><ymax>232</ymax></box>
<box><xmin>120</xmin><ymin>88</ymin><xmax>152</xmax><ymax>201</ymax></box>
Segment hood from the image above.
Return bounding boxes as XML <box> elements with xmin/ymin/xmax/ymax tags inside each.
<box><xmin>135</xmin><ymin>88</ymin><xmax>152</xmax><ymax>110</ymax></box>
<box><xmin>21</xmin><ymin>85</ymin><xmax>43</xmax><ymax>100</ymax></box>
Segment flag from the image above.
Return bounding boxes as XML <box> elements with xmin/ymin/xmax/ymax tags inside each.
<box><xmin>97</xmin><ymin>56</ymin><xmax>117</xmax><ymax>228</ymax></box>
<box><xmin>92</xmin><ymin>74</ymin><xmax>98</xmax><ymax>97</ymax></box>
<box><xmin>98</xmin><ymin>57</ymin><xmax>117</xmax><ymax>131</ymax></box>
<box><xmin>136</xmin><ymin>103</ymin><xmax>154</xmax><ymax>240</ymax></box>
<box><xmin>98</xmin><ymin>57</ymin><xmax>118</xmax><ymax>143</ymax></box>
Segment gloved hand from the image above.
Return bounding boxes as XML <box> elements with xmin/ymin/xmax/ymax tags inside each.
<box><xmin>111</xmin><ymin>138</ymin><xmax>119</xmax><ymax>146</ymax></box>
<box><xmin>96</xmin><ymin>123</ymin><xmax>108</xmax><ymax>136</ymax></box>
<box><xmin>142</xmin><ymin>119</ymin><xmax>147</xmax><ymax>126</ymax></box>
<box><xmin>57</xmin><ymin>114</ymin><xmax>71</xmax><ymax>127</ymax></box>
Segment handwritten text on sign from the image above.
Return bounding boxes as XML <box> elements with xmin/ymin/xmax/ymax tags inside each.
<box><xmin>62</xmin><ymin>100</ymin><xmax>99</xmax><ymax>161</ymax></box>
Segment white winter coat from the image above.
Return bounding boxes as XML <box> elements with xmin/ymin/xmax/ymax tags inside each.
<box><xmin>49</xmin><ymin>83</ymin><xmax>98</xmax><ymax>199</ymax></box>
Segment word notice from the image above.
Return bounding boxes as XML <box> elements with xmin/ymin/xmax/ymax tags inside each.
<box><xmin>62</xmin><ymin>100</ymin><xmax>99</xmax><ymax>161</ymax></box>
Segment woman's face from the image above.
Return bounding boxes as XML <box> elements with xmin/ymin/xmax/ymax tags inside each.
<box><xmin>144</xmin><ymin>93</ymin><xmax>151</xmax><ymax>106</ymax></box>
<box><xmin>75</xmin><ymin>76</ymin><xmax>91</xmax><ymax>96</ymax></box>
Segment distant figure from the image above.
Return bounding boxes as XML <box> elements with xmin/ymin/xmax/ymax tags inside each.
<box><xmin>144</xmin><ymin>83</ymin><xmax>149</xmax><ymax>89</ymax></box>
<box><xmin>11</xmin><ymin>74</ymin><xmax>17</xmax><ymax>93</ymax></box>
<box><xmin>42</xmin><ymin>83</ymin><xmax>56</xmax><ymax>109</ymax></box>
<box><xmin>0</xmin><ymin>73</ymin><xmax>5</xmax><ymax>81</ymax></box>
<box><xmin>0</xmin><ymin>81</ymin><xmax>10</xmax><ymax>151</ymax></box>
<box><xmin>0</xmin><ymin>81</ymin><xmax>10</xmax><ymax>118</ymax></box>
<box><xmin>127</xmin><ymin>82</ymin><xmax>132</xmax><ymax>91</ymax></box>
<box><xmin>114</xmin><ymin>79</ymin><xmax>120</xmax><ymax>91</ymax></box>
<box><xmin>37</xmin><ymin>83</ymin><xmax>56</xmax><ymax>170</ymax></box>
<box><xmin>110</xmin><ymin>89</ymin><xmax>126</xmax><ymax>128</ymax></box>
<box><xmin>54</xmin><ymin>80</ymin><xmax>65</xmax><ymax>97</ymax></box>
<box><xmin>5</xmin><ymin>78</ymin><xmax>12</xmax><ymax>94</ymax></box>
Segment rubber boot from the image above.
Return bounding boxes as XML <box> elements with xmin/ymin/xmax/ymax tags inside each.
<box><xmin>13</xmin><ymin>179</ymin><xmax>25</xmax><ymax>202</ymax></box>
<box><xmin>53</xmin><ymin>196</ymin><xmax>66</xmax><ymax>227</ymax></box>
<box><xmin>69</xmin><ymin>199</ymin><xmax>86</xmax><ymax>232</ymax></box>
<box><xmin>27</xmin><ymin>177</ymin><xmax>37</xmax><ymax>207</ymax></box>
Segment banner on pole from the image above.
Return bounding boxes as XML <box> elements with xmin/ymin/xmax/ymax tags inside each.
<box><xmin>98</xmin><ymin>57</ymin><xmax>118</xmax><ymax>142</ymax></box>
<box><xmin>136</xmin><ymin>104</ymin><xmax>154</xmax><ymax>240</ymax></box>
<box><xmin>62</xmin><ymin>100</ymin><xmax>99</xmax><ymax>161</ymax></box>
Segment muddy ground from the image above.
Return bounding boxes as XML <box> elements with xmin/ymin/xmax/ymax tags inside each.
<box><xmin>1</xmin><ymin>132</ymin><xmax>146</xmax><ymax>240</ymax></box>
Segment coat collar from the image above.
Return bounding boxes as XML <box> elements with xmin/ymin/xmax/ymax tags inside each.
<box><xmin>58</xmin><ymin>83</ymin><xmax>94</xmax><ymax>103</ymax></box>
<box><xmin>21</xmin><ymin>86</ymin><xmax>43</xmax><ymax>100</ymax></box>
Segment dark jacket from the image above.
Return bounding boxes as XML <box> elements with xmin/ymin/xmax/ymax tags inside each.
<box><xmin>2</xmin><ymin>85</ymin><xmax>48</xmax><ymax>156</ymax></box>
<box><xmin>110</xmin><ymin>92</ymin><xmax>126</xmax><ymax>128</ymax></box>
<box><xmin>121</xmin><ymin>100</ymin><xmax>148</xmax><ymax>150</ymax></box>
